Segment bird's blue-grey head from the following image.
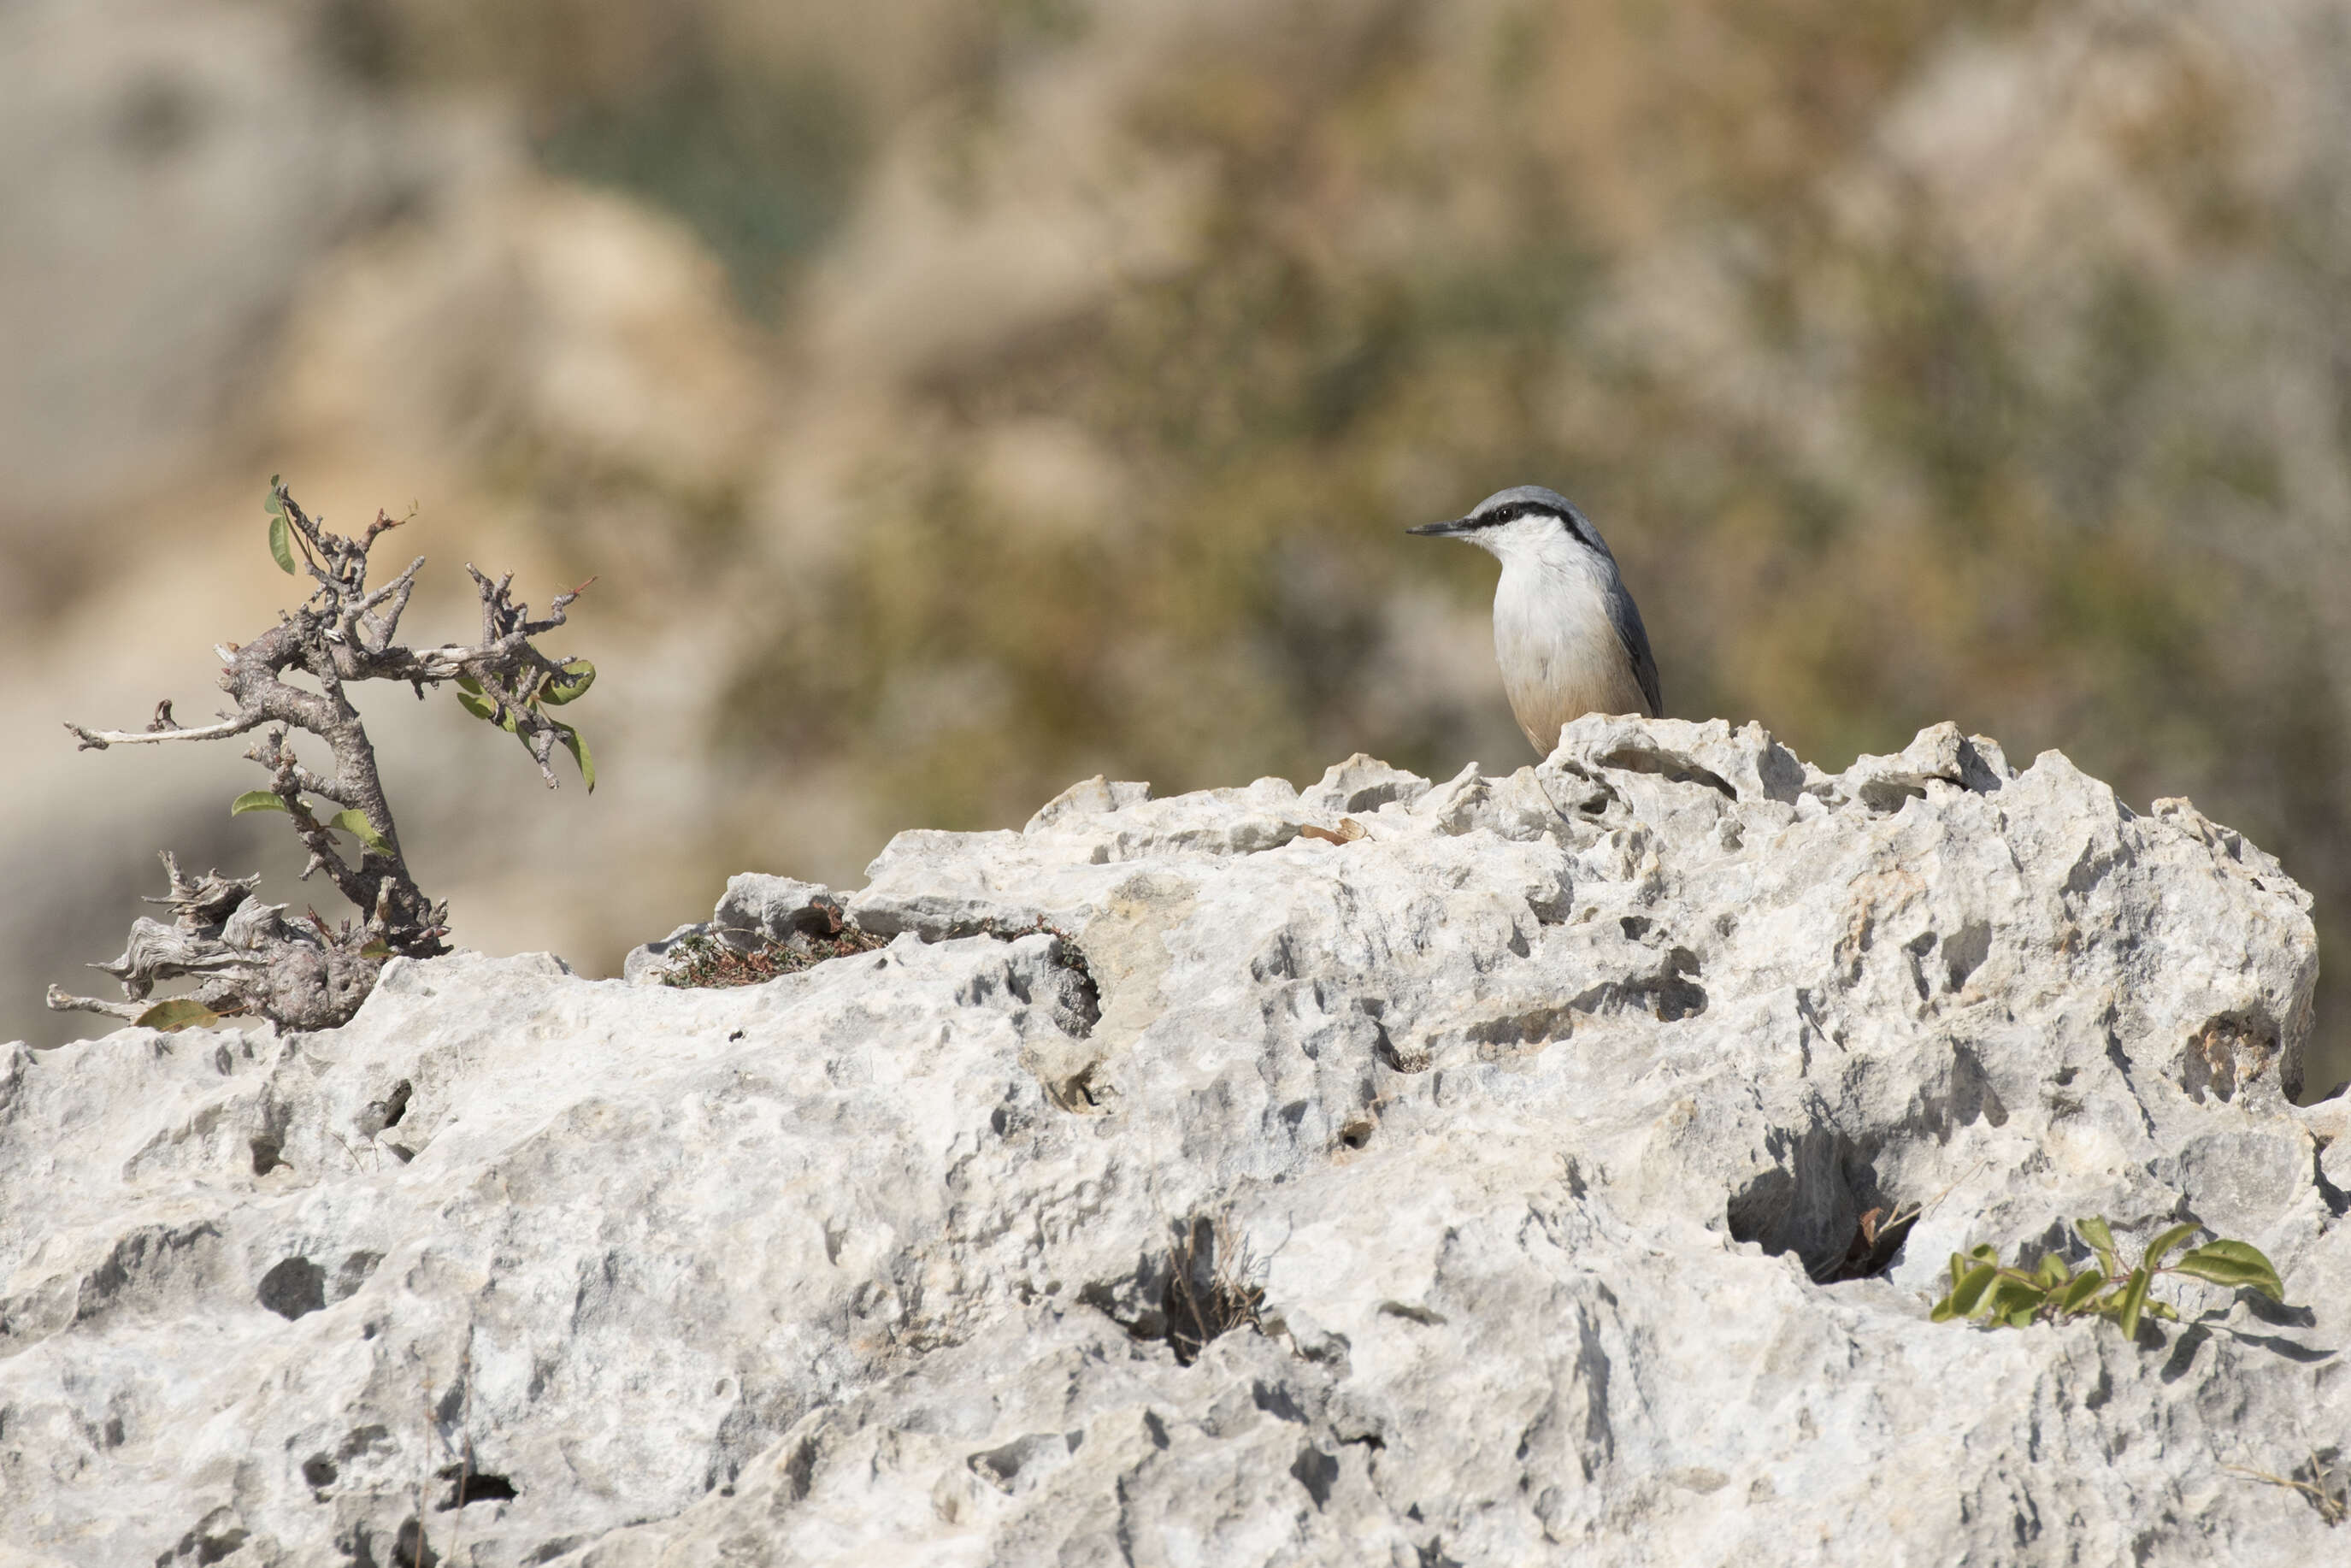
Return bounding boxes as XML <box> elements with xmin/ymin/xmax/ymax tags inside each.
<box><xmin>1405</xmin><ymin>485</ymin><xmax>1619</xmax><ymax>565</ymax></box>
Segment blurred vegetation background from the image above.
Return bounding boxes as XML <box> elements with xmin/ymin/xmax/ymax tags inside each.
<box><xmin>4</xmin><ymin>0</ymin><xmax>2347</xmax><ymax>1095</ymax></box>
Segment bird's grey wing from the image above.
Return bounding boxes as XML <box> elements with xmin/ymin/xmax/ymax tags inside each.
<box><xmin>1607</xmin><ymin>585</ymin><xmax>1664</xmax><ymax>718</ymax></box>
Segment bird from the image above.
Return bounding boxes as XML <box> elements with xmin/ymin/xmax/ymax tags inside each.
<box><xmin>1408</xmin><ymin>485</ymin><xmax>1662</xmax><ymax>755</ymax></box>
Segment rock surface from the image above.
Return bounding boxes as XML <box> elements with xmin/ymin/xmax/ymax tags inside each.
<box><xmin>3</xmin><ymin>716</ymin><xmax>2346</xmax><ymax>1566</ymax></box>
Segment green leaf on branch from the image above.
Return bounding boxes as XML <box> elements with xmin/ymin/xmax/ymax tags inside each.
<box><xmin>265</xmin><ymin>479</ymin><xmax>297</xmax><ymax>575</ymax></box>
<box><xmin>2058</xmin><ymin>1270</ymin><xmax>2106</xmax><ymax>1315</ymax></box>
<box><xmin>552</xmin><ymin>720</ymin><xmax>595</xmax><ymax>792</ymax></box>
<box><xmin>2171</xmin><ymin>1241</ymin><xmax>2285</xmax><ymax>1302</ymax></box>
<box><xmin>454</xmin><ymin>681</ymin><xmax>517</xmax><ymax>732</ymax></box>
<box><xmin>230</xmin><ymin>789</ymin><xmax>292</xmax><ymax>816</ymax></box>
<box><xmin>1984</xmin><ymin>1276</ymin><xmax>2048</xmax><ymax>1326</ymax></box>
<box><xmin>1947</xmin><ymin>1260</ymin><xmax>1998</xmax><ymax>1317</ymax></box>
<box><xmin>539</xmin><ymin>659</ymin><xmax>595</xmax><ymax>705</ymax></box>
<box><xmin>136</xmin><ymin>998</ymin><xmax>222</xmax><ymax>1032</ymax></box>
<box><xmin>2076</xmin><ymin>1216</ymin><xmax>2118</xmax><ymax>1277</ymax></box>
<box><xmin>2115</xmin><ymin>1267</ymin><xmax>2151</xmax><ymax>1341</ymax></box>
<box><xmin>2033</xmin><ymin>1253</ymin><xmax>2071</xmax><ymax>1289</ymax></box>
<box><xmin>359</xmin><ymin>939</ymin><xmax>392</xmax><ymax>959</ymax></box>
<box><xmin>327</xmin><ymin>810</ymin><xmax>391</xmax><ymax>854</ymax></box>
<box><xmin>2143</xmin><ymin>1223</ymin><xmax>2201</xmax><ymax>1272</ymax></box>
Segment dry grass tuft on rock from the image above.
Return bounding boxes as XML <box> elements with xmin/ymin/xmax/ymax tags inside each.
<box><xmin>47</xmin><ymin>478</ymin><xmax>595</xmax><ymax>1035</ymax></box>
<box><xmin>1164</xmin><ymin>1213</ymin><xmax>1266</xmax><ymax>1366</ymax></box>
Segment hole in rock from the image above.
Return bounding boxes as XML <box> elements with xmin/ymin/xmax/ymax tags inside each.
<box><xmin>392</xmin><ymin>1516</ymin><xmax>439</xmax><ymax>1567</ymax></box>
<box><xmin>1726</xmin><ymin>1129</ymin><xmax>1913</xmax><ymax>1284</ymax></box>
<box><xmin>356</xmin><ymin>1081</ymin><xmax>412</xmax><ymax>1138</ymax></box>
<box><xmin>1338</xmin><ymin>1117</ymin><xmax>1375</xmax><ymax>1151</ymax></box>
<box><xmin>303</xmin><ymin>1453</ymin><xmax>338</xmax><ymax>1488</ymax></box>
<box><xmin>437</xmin><ymin>1460</ymin><xmax>520</xmax><ymax>1510</ymax></box>
<box><xmin>1053</xmin><ymin>1061</ymin><xmax>1110</xmax><ymax>1111</ymax></box>
<box><xmin>257</xmin><ymin>1257</ymin><xmax>327</xmax><ymax>1320</ymax></box>
<box><xmin>250</xmin><ymin>1137</ymin><xmax>284</xmax><ymax>1176</ymax></box>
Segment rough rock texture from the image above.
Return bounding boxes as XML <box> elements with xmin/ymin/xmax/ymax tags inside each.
<box><xmin>3</xmin><ymin>716</ymin><xmax>2345</xmax><ymax>1566</ymax></box>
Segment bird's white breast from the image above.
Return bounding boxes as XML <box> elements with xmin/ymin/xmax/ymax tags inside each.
<box><xmin>1491</xmin><ymin>551</ymin><xmax>1647</xmax><ymax>753</ymax></box>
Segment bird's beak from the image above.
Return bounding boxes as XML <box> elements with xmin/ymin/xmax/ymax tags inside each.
<box><xmin>1406</xmin><ymin>516</ymin><xmax>1476</xmax><ymax>537</ymax></box>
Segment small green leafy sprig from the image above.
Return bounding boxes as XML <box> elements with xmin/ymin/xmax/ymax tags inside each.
<box><xmin>454</xmin><ymin>663</ymin><xmax>597</xmax><ymax>792</ymax></box>
<box><xmin>1931</xmin><ymin>1217</ymin><xmax>2284</xmax><ymax>1340</ymax></box>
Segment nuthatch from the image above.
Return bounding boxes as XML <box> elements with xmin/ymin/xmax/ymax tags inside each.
<box><xmin>1410</xmin><ymin>485</ymin><xmax>1662</xmax><ymax>754</ymax></box>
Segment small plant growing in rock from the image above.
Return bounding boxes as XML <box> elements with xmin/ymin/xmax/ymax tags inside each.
<box><xmin>47</xmin><ymin>479</ymin><xmax>594</xmax><ymax>1034</ymax></box>
<box><xmin>1931</xmin><ymin>1217</ymin><xmax>2284</xmax><ymax>1340</ymax></box>
<box><xmin>2225</xmin><ymin>1450</ymin><xmax>2349</xmax><ymax>1527</ymax></box>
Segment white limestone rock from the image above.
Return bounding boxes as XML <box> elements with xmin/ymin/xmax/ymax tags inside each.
<box><xmin>2</xmin><ymin>717</ymin><xmax>2342</xmax><ymax>1566</ymax></box>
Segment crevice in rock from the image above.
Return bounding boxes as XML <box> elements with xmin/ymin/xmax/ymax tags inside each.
<box><xmin>390</xmin><ymin>1517</ymin><xmax>437</xmax><ymax>1568</ymax></box>
<box><xmin>1595</xmin><ymin>746</ymin><xmax>1737</xmax><ymax>800</ymax></box>
<box><xmin>1727</xmin><ymin>1128</ymin><xmax>1911</xmax><ymax>1283</ymax></box>
<box><xmin>356</xmin><ymin>1080</ymin><xmax>411</xmax><ymax>1138</ymax></box>
<box><xmin>2314</xmin><ymin>1140</ymin><xmax>2350</xmax><ymax>1218</ymax></box>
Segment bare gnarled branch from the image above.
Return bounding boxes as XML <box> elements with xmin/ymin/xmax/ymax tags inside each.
<box><xmin>51</xmin><ymin>480</ymin><xmax>591</xmax><ymax>1032</ymax></box>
